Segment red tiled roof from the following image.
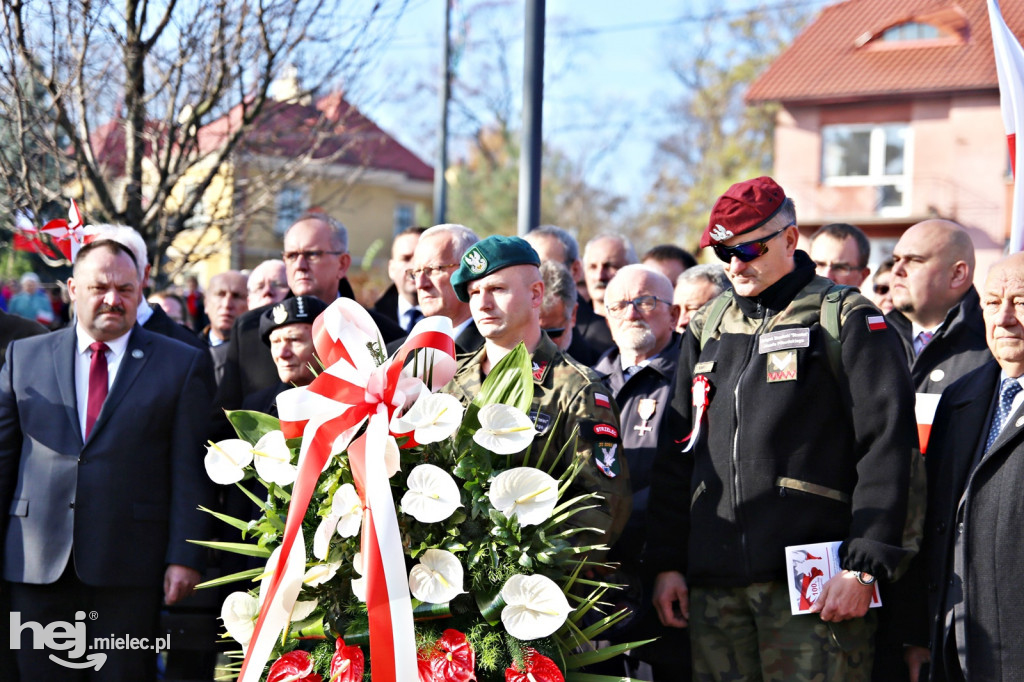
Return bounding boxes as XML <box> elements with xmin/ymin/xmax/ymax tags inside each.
<box><xmin>91</xmin><ymin>93</ymin><xmax>433</xmax><ymax>182</ymax></box>
<box><xmin>747</xmin><ymin>0</ymin><xmax>1024</xmax><ymax>104</ymax></box>
<box><xmin>197</xmin><ymin>93</ymin><xmax>433</xmax><ymax>182</ymax></box>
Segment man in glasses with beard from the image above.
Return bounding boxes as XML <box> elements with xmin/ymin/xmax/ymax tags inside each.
<box><xmin>644</xmin><ymin>176</ymin><xmax>921</xmax><ymax>681</ymax></box>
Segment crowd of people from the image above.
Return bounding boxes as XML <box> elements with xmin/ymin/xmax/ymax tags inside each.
<box><xmin>0</xmin><ymin>175</ymin><xmax>1019</xmax><ymax>681</ymax></box>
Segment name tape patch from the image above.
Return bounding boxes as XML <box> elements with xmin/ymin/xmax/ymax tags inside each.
<box><xmin>758</xmin><ymin>328</ymin><xmax>810</xmax><ymax>354</ymax></box>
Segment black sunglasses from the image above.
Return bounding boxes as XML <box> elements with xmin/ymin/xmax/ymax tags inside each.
<box><xmin>874</xmin><ymin>285</ymin><xmax>890</xmax><ymax>295</ymax></box>
<box><xmin>711</xmin><ymin>224</ymin><xmax>791</xmax><ymax>264</ymax></box>
<box><xmin>542</xmin><ymin>327</ymin><xmax>566</xmax><ymax>339</ymax></box>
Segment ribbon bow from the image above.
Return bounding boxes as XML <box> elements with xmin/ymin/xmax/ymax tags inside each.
<box><xmin>238</xmin><ymin>299</ymin><xmax>457</xmax><ymax>682</ymax></box>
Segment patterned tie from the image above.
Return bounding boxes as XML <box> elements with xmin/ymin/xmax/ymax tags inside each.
<box><xmin>985</xmin><ymin>377</ymin><xmax>1023</xmax><ymax>452</ymax></box>
<box><xmin>914</xmin><ymin>330</ymin><xmax>934</xmax><ymax>356</ymax></box>
<box><xmin>405</xmin><ymin>308</ymin><xmax>424</xmax><ymax>333</ymax></box>
<box><xmin>86</xmin><ymin>341</ymin><xmax>109</xmax><ymax>438</ymax></box>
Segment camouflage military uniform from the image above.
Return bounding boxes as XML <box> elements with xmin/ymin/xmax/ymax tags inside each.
<box><xmin>444</xmin><ymin>334</ymin><xmax>631</xmax><ymax>550</ymax></box>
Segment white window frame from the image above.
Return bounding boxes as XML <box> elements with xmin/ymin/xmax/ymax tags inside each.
<box><xmin>821</xmin><ymin>123</ymin><xmax>913</xmax><ymax>217</ymax></box>
<box><xmin>275</xmin><ymin>184</ymin><xmax>308</xmax><ymax>235</ymax></box>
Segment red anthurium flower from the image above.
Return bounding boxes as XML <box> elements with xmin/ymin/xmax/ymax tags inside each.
<box><xmin>504</xmin><ymin>648</ymin><xmax>564</xmax><ymax>682</ymax></box>
<box><xmin>267</xmin><ymin>650</ymin><xmax>324</xmax><ymax>682</ymax></box>
<box><xmin>419</xmin><ymin>629</ymin><xmax>476</xmax><ymax>682</ymax></box>
<box><xmin>418</xmin><ymin>651</ymin><xmax>435</xmax><ymax>681</ymax></box>
<box><xmin>329</xmin><ymin>638</ymin><xmax>365</xmax><ymax>682</ymax></box>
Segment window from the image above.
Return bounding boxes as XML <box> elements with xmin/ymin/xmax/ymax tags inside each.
<box><xmin>394</xmin><ymin>203</ymin><xmax>414</xmax><ymax>233</ymax></box>
<box><xmin>881</xmin><ymin>22</ymin><xmax>940</xmax><ymax>42</ymax></box>
<box><xmin>182</xmin><ymin>181</ymin><xmax>209</xmax><ymax>229</ymax></box>
<box><xmin>275</xmin><ymin>185</ymin><xmax>306</xmax><ymax>235</ymax></box>
<box><xmin>822</xmin><ymin>124</ymin><xmax>911</xmax><ymax>215</ymax></box>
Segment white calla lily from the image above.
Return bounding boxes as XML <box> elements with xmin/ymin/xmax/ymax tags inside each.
<box><xmin>220</xmin><ymin>591</ymin><xmax>259</xmax><ymax>646</ymax></box>
<box><xmin>303</xmin><ymin>561</ymin><xmax>341</xmax><ymax>587</ymax></box>
<box><xmin>473</xmin><ymin>404</ymin><xmax>538</xmax><ymax>454</ymax></box>
<box><xmin>384</xmin><ymin>436</ymin><xmax>401</xmax><ymax>478</ymax></box>
<box><xmin>408</xmin><ymin>549</ymin><xmax>465</xmax><ymax>604</ymax></box>
<box><xmin>487</xmin><ymin>468</ymin><xmax>559</xmax><ymax>526</ymax></box>
<box><xmin>500</xmin><ymin>573</ymin><xmax>572</xmax><ymax>640</ymax></box>
<box><xmin>204</xmin><ymin>439</ymin><xmax>254</xmax><ymax>484</ymax></box>
<box><xmin>351</xmin><ymin>552</ymin><xmax>366</xmax><ymax>602</ymax></box>
<box><xmin>401</xmin><ymin>464</ymin><xmax>462</xmax><ymax>523</ymax></box>
<box><xmin>390</xmin><ymin>393</ymin><xmax>465</xmax><ymax>444</ymax></box>
<box><xmin>313</xmin><ymin>513</ymin><xmax>336</xmax><ymax>561</ymax></box>
<box><xmin>332</xmin><ymin>484</ymin><xmax>363</xmax><ymax>538</ymax></box>
<box><xmin>251</xmin><ymin>430</ymin><xmax>296</xmax><ymax>486</ymax></box>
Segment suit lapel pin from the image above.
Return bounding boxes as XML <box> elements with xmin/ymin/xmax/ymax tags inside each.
<box><xmin>132</xmin><ymin>349</ymin><xmax>144</xmax><ymax>359</ymax></box>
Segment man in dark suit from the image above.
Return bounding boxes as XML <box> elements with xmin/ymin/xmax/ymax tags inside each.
<box><xmin>390</xmin><ymin>223</ymin><xmax>484</xmax><ymax>355</ymax></box>
<box><xmin>0</xmin><ymin>239</ymin><xmax>214</xmax><ymax>680</ymax></box>
<box><xmin>372</xmin><ymin>226</ymin><xmax>426</xmax><ymax>331</ymax></box>
<box><xmin>0</xmin><ymin>308</ymin><xmax>47</xmax><ymax>365</ymax></box>
<box><xmin>216</xmin><ymin>213</ymin><xmax>404</xmax><ymax>417</ymax></box>
<box><xmin>900</xmin><ymin>251</ymin><xmax>1024</xmax><ymax>681</ymax></box>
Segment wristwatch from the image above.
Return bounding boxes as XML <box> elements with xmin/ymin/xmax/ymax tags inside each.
<box><xmin>855</xmin><ymin>571</ymin><xmax>876</xmax><ymax>586</ymax></box>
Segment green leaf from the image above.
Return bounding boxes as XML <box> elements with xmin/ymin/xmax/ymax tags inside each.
<box><xmin>196</xmin><ymin>567</ymin><xmax>265</xmax><ymax>590</ymax></box>
<box><xmin>474</xmin><ymin>342</ymin><xmax>534</xmax><ymax>412</ymax></box>
<box><xmin>225</xmin><ymin>409</ymin><xmax>282</xmax><ymax>443</ymax></box>
<box><xmin>474</xmin><ymin>585</ymin><xmax>505</xmax><ymax>625</ymax></box>
<box><xmin>563</xmin><ymin>639</ymin><xmax>657</xmax><ymax>669</ymax></box>
<box><xmin>187</xmin><ymin>539</ymin><xmax>272</xmax><ymax>558</ymax></box>
<box><xmin>198</xmin><ymin>505</ymin><xmax>251</xmax><ymax>534</ymax></box>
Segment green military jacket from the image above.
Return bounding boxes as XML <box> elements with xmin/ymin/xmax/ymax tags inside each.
<box><xmin>444</xmin><ymin>334</ymin><xmax>632</xmax><ymax>552</ymax></box>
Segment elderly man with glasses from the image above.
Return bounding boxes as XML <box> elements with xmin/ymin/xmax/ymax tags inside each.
<box><xmin>645</xmin><ymin>177</ymin><xmax>922</xmax><ymax>682</ymax></box>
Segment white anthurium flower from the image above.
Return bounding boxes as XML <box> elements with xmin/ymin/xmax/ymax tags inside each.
<box><xmin>204</xmin><ymin>439</ymin><xmax>254</xmax><ymax>485</ymax></box>
<box><xmin>473</xmin><ymin>404</ymin><xmax>538</xmax><ymax>455</ymax></box>
<box><xmin>487</xmin><ymin>468</ymin><xmax>559</xmax><ymax>526</ymax></box>
<box><xmin>303</xmin><ymin>561</ymin><xmax>341</xmax><ymax>587</ymax></box>
<box><xmin>290</xmin><ymin>599</ymin><xmax>318</xmax><ymax>622</ymax></box>
<box><xmin>333</xmin><ymin>484</ymin><xmax>363</xmax><ymax>538</ymax></box>
<box><xmin>401</xmin><ymin>464</ymin><xmax>462</xmax><ymax>523</ymax></box>
<box><xmin>351</xmin><ymin>552</ymin><xmax>366</xmax><ymax>602</ymax></box>
<box><xmin>500</xmin><ymin>573</ymin><xmax>573</xmax><ymax>640</ymax></box>
<box><xmin>390</xmin><ymin>392</ymin><xmax>465</xmax><ymax>444</ymax></box>
<box><xmin>312</xmin><ymin>484</ymin><xmax>363</xmax><ymax>560</ymax></box>
<box><xmin>220</xmin><ymin>591</ymin><xmax>259</xmax><ymax>646</ymax></box>
<box><xmin>251</xmin><ymin>430</ymin><xmax>296</xmax><ymax>486</ymax></box>
<box><xmin>408</xmin><ymin>549</ymin><xmax>465</xmax><ymax>604</ymax></box>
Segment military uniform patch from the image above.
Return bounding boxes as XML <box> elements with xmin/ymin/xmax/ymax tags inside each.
<box><xmin>528</xmin><ymin>409</ymin><xmax>553</xmax><ymax>435</ymax></box>
<box><xmin>532</xmin><ymin>361</ymin><xmax>548</xmax><ymax>381</ymax></box>
<box><xmin>464</xmin><ymin>248</ymin><xmax>487</xmax><ymax>274</ymax></box>
<box><xmin>594</xmin><ymin>441</ymin><xmax>620</xmax><ymax>478</ymax></box>
<box><xmin>694</xmin><ymin>361</ymin><xmax>716</xmax><ymax>374</ymax></box>
<box><xmin>767</xmin><ymin>349</ymin><xmax>798</xmax><ymax>382</ymax></box>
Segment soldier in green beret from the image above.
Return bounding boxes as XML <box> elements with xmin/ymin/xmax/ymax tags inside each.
<box><xmin>445</xmin><ymin>235</ymin><xmax>632</xmax><ymax>552</ymax></box>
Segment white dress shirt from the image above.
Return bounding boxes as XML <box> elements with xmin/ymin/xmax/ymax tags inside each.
<box><xmin>74</xmin><ymin>326</ymin><xmax>132</xmax><ymax>438</ymax></box>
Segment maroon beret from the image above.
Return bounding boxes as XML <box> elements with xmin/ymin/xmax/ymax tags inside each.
<box><xmin>700</xmin><ymin>176</ymin><xmax>787</xmax><ymax>248</ymax></box>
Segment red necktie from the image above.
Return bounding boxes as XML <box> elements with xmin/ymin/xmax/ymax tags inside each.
<box><xmin>86</xmin><ymin>341</ymin><xmax>109</xmax><ymax>438</ymax></box>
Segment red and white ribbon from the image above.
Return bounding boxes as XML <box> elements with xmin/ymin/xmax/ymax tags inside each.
<box><xmin>238</xmin><ymin>300</ymin><xmax>457</xmax><ymax>682</ymax></box>
<box><xmin>681</xmin><ymin>375</ymin><xmax>711</xmax><ymax>453</ymax></box>
<box><xmin>39</xmin><ymin>199</ymin><xmax>95</xmax><ymax>261</ymax></box>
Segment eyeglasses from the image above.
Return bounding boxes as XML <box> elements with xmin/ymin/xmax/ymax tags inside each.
<box><xmin>249</xmin><ymin>280</ymin><xmax>289</xmax><ymax>293</ymax></box>
<box><xmin>874</xmin><ymin>284</ymin><xmax>890</xmax><ymax>295</ymax></box>
<box><xmin>405</xmin><ymin>264</ymin><xmax>458</xmax><ymax>282</ymax></box>
<box><xmin>606</xmin><ymin>295</ymin><xmax>671</xmax><ymax>318</ymax></box>
<box><xmin>282</xmin><ymin>250</ymin><xmax>344</xmax><ymax>264</ymax></box>
<box><xmin>711</xmin><ymin>224</ymin><xmax>792</xmax><ymax>264</ymax></box>
<box><xmin>814</xmin><ymin>261</ymin><xmax>855</xmax><ymax>276</ymax></box>
<box><xmin>542</xmin><ymin>327</ymin><xmax>566</xmax><ymax>339</ymax></box>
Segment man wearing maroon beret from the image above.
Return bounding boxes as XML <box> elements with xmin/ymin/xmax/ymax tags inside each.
<box><xmin>644</xmin><ymin>177</ymin><xmax>922</xmax><ymax>680</ymax></box>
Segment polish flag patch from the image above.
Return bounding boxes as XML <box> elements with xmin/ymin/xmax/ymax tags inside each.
<box><xmin>866</xmin><ymin>315</ymin><xmax>887</xmax><ymax>331</ymax></box>
<box><xmin>595</xmin><ymin>393</ymin><xmax>610</xmax><ymax>408</ymax></box>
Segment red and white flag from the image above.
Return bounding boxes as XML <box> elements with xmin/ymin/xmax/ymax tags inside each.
<box><xmin>988</xmin><ymin>0</ymin><xmax>1024</xmax><ymax>253</ymax></box>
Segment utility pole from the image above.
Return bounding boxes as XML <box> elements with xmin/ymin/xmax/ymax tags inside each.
<box><xmin>517</xmin><ymin>0</ymin><xmax>544</xmax><ymax>235</ymax></box>
<box><xmin>433</xmin><ymin>0</ymin><xmax>453</xmax><ymax>225</ymax></box>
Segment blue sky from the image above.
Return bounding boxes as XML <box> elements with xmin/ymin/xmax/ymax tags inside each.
<box><xmin>346</xmin><ymin>0</ymin><xmax>833</xmax><ymax>208</ymax></box>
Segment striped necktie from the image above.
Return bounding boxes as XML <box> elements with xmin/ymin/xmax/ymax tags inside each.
<box><xmin>985</xmin><ymin>378</ymin><xmax>1023</xmax><ymax>452</ymax></box>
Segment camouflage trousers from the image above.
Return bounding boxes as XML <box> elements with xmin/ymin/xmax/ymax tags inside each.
<box><xmin>689</xmin><ymin>581</ymin><xmax>876</xmax><ymax>682</ymax></box>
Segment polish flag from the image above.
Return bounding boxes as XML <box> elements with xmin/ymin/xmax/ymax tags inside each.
<box><xmin>988</xmin><ymin>0</ymin><xmax>1024</xmax><ymax>253</ymax></box>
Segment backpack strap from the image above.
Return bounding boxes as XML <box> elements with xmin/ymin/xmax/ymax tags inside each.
<box><xmin>820</xmin><ymin>284</ymin><xmax>849</xmax><ymax>380</ymax></box>
<box><xmin>700</xmin><ymin>289</ymin><xmax>735</xmax><ymax>350</ymax></box>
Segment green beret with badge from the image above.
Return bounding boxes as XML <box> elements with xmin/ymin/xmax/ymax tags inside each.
<box><xmin>450</xmin><ymin>235</ymin><xmax>541</xmax><ymax>302</ymax></box>
<box><xmin>259</xmin><ymin>295</ymin><xmax>328</xmax><ymax>345</ymax></box>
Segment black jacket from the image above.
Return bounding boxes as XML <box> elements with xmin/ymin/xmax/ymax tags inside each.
<box><xmin>886</xmin><ymin>287</ymin><xmax>990</xmax><ymax>394</ymax></box>
<box><xmin>645</xmin><ymin>253</ymin><xmax>919</xmax><ymax>587</ymax></box>
<box><xmin>595</xmin><ymin>333</ymin><xmax>681</xmax><ymax>561</ymax></box>
<box><xmin>372</xmin><ymin>283</ymin><xmax>401</xmax><ymax>325</ymax></box>
<box><xmin>896</xmin><ymin>360</ymin><xmax>1024</xmax><ymax>681</ymax></box>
